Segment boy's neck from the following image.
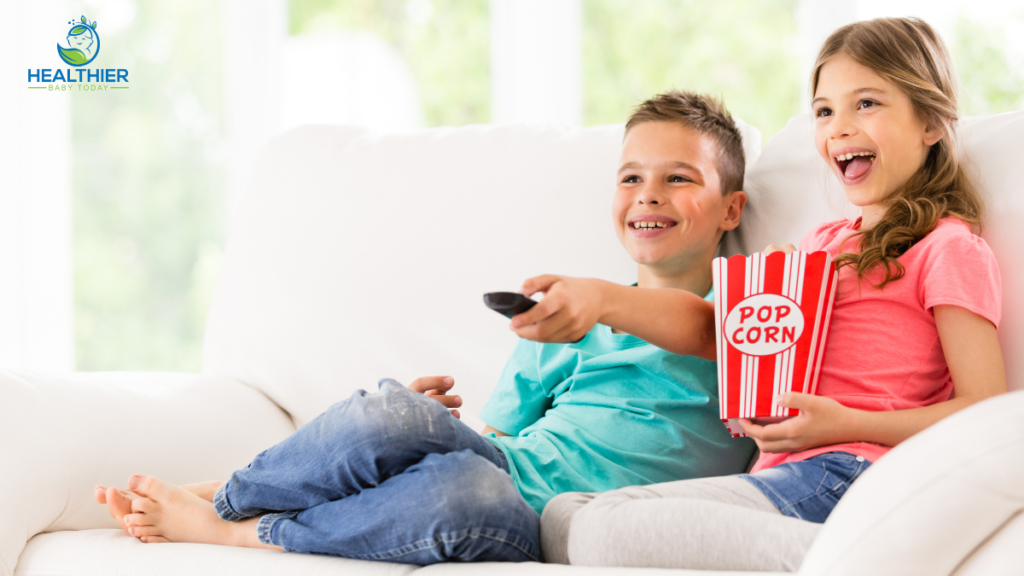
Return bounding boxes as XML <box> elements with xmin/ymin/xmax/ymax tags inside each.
<box><xmin>636</xmin><ymin>261</ymin><xmax>713</xmax><ymax>297</ymax></box>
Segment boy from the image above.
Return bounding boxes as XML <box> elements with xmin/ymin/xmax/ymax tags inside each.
<box><xmin>94</xmin><ymin>90</ymin><xmax>753</xmax><ymax>564</ymax></box>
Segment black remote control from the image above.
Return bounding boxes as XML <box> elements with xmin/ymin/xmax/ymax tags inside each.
<box><xmin>483</xmin><ymin>292</ymin><xmax>538</xmax><ymax>319</ymax></box>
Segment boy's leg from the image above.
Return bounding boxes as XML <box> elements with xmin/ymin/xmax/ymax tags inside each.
<box><xmin>216</xmin><ymin>379</ymin><xmax>503</xmax><ymax>521</ymax></box>
<box><xmin>258</xmin><ymin>450</ymin><xmax>540</xmax><ymax>564</ymax></box>
<box><xmin>544</xmin><ymin>476</ymin><xmax>820</xmax><ymax>571</ymax></box>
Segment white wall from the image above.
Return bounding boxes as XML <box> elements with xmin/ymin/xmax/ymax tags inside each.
<box><xmin>0</xmin><ymin>1</ymin><xmax>74</xmax><ymax>371</ymax></box>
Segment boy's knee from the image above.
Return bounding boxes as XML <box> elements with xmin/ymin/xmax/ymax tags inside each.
<box><xmin>323</xmin><ymin>379</ymin><xmax>449</xmax><ymax>445</ymax></box>
<box><xmin>420</xmin><ymin>451</ymin><xmax>541</xmax><ymax>562</ymax></box>
<box><xmin>432</xmin><ymin>452</ymin><xmax>521</xmax><ymax>514</ymax></box>
<box><xmin>540</xmin><ymin>492</ymin><xmax>596</xmax><ymax>565</ymax></box>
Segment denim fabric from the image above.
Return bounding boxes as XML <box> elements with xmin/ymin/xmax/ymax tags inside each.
<box><xmin>213</xmin><ymin>379</ymin><xmax>541</xmax><ymax>564</ymax></box>
<box><xmin>739</xmin><ymin>452</ymin><xmax>872</xmax><ymax>523</ymax></box>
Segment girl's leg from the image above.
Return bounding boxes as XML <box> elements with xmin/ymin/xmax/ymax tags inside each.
<box><xmin>215</xmin><ymin>379</ymin><xmax>504</xmax><ymax>521</ymax></box>
<box><xmin>543</xmin><ymin>476</ymin><xmax>820</xmax><ymax>571</ymax></box>
<box><xmin>259</xmin><ymin>450</ymin><xmax>541</xmax><ymax>564</ymax></box>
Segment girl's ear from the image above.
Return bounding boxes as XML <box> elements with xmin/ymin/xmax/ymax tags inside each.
<box><xmin>923</xmin><ymin>117</ymin><xmax>949</xmax><ymax>147</ymax></box>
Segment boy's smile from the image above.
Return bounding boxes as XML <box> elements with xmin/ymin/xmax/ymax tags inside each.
<box><xmin>614</xmin><ymin>121</ymin><xmax>739</xmax><ymax>283</ymax></box>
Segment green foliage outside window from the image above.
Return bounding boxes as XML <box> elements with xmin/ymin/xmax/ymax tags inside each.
<box><xmin>70</xmin><ymin>2</ymin><xmax>1024</xmax><ymax>372</ymax></box>
<box><xmin>952</xmin><ymin>16</ymin><xmax>1024</xmax><ymax>116</ymax></box>
<box><xmin>73</xmin><ymin>0</ymin><xmax>225</xmax><ymax>371</ymax></box>
<box><xmin>288</xmin><ymin>0</ymin><xmax>490</xmax><ymax>127</ymax></box>
<box><xmin>582</xmin><ymin>0</ymin><xmax>802</xmax><ymax>141</ymax></box>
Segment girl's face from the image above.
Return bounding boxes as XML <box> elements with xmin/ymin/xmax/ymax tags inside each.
<box><xmin>812</xmin><ymin>55</ymin><xmax>943</xmax><ymax>227</ymax></box>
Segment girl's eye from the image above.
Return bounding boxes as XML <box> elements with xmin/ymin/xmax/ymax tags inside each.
<box><xmin>815</xmin><ymin>107</ymin><xmax>832</xmax><ymax>118</ymax></box>
<box><xmin>858</xmin><ymin>99</ymin><xmax>878</xmax><ymax>110</ymax></box>
<box><xmin>668</xmin><ymin>175</ymin><xmax>691</xmax><ymax>183</ymax></box>
<box><xmin>622</xmin><ymin>175</ymin><xmax>640</xmax><ymax>184</ymax></box>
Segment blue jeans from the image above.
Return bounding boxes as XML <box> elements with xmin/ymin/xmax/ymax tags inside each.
<box><xmin>740</xmin><ymin>452</ymin><xmax>872</xmax><ymax>523</ymax></box>
<box><xmin>212</xmin><ymin>379</ymin><xmax>542</xmax><ymax>564</ymax></box>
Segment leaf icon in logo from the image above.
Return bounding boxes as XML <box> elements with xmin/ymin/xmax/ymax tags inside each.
<box><xmin>57</xmin><ymin>16</ymin><xmax>101</xmax><ymax>67</ymax></box>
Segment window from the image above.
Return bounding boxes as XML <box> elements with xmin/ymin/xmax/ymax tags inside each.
<box><xmin>27</xmin><ymin>0</ymin><xmax>1019</xmax><ymax>372</ymax></box>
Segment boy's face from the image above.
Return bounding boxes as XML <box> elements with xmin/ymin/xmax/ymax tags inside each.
<box><xmin>614</xmin><ymin>121</ymin><xmax>739</xmax><ymax>275</ymax></box>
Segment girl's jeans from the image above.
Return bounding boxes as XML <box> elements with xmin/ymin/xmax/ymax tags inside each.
<box><xmin>212</xmin><ymin>379</ymin><xmax>542</xmax><ymax>564</ymax></box>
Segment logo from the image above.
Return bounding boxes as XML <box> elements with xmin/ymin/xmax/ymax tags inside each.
<box><xmin>58</xmin><ymin>15</ymin><xmax>101</xmax><ymax>66</ymax></box>
<box><xmin>723</xmin><ymin>293</ymin><xmax>804</xmax><ymax>356</ymax></box>
<box><xmin>27</xmin><ymin>14</ymin><xmax>127</xmax><ymax>91</ymax></box>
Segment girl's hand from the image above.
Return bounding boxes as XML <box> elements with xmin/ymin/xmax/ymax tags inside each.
<box><xmin>762</xmin><ymin>243</ymin><xmax>797</xmax><ymax>255</ymax></box>
<box><xmin>739</xmin><ymin>393</ymin><xmax>853</xmax><ymax>453</ymax></box>
<box><xmin>510</xmin><ymin>275</ymin><xmax>606</xmax><ymax>343</ymax></box>
<box><xmin>409</xmin><ymin>376</ymin><xmax>462</xmax><ymax>419</ymax></box>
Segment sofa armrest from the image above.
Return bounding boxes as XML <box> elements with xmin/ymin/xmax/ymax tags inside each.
<box><xmin>798</xmin><ymin>390</ymin><xmax>1024</xmax><ymax>575</ymax></box>
<box><xmin>0</xmin><ymin>370</ymin><xmax>295</xmax><ymax>576</ymax></box>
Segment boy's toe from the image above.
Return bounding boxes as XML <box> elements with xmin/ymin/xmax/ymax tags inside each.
<box><xmin>107</xmin><ymin>487</ymin><xmax>135</xmax><ymax>516</ymax></box>
<box><xmin>124</xmin><ymin>513</ymin><xmax>156</xmax><ymax>527</ymax></box>
<box><xmin>94</xmin><ymin>485</ymin><xmax>107</xmax><ymax>504</ymax></box>
<box><xmin>128</xmin><ymin>474</ymin><xmax>173</xmax><ymax>501</ymax></box>
<box><xmin>140</xmin><ymin>536</ymin><xmax>170</xmax><ymax>543</ymax></box>
<box><xmin>129</xmin><ymin>525</ymin><xmax>163</xmax><ymax>538</ymax></box>
<box><xmin>130</xmin><ymin>498</ymin><xmax>156</xmax><ymax>514</ymax></box>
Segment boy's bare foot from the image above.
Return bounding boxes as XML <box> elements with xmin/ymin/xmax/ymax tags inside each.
<box><xmin>95</xmin><ymin>480</ymin><xmax>225</xmax><ymax>535</ymax></box>
<box><xmin>121</xmin><ymin>474</ymin><xmax>282</xmax><ymax>550</ymax></box>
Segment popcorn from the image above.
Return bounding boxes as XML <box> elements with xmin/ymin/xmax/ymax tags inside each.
<box><xmin>712</xmin><ymin>251</ymin><xmax>838</xmax><ymax>438</ymax></box>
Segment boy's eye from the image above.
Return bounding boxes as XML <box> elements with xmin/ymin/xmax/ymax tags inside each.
<box><xmin>815</xmin><ymin>107</ymin><xmax>832</xmax><ymax>118</ymax></box>
<box><xmin>858</xmin><ymin>99</ymin><xmax>878</xmax><ymax>110</ymax></box>
<box><xmin>622</xmin><ymin>175</ymin><xmax>640</xmax><ymax>184</ymax></box>
<box><xmin>668</xmin><ymin>175</ymin><xmax>691</xmax><ymax>183</ymax></box>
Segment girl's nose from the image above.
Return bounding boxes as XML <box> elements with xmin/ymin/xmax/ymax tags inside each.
<box><xmin>828</xmin><ymin>110</ymin><xmax>857</xmax><ymax>139</ymax></box>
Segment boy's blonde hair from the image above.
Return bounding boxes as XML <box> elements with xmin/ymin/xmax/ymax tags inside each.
<box><xmin>625</xmin><ymin>90</ymin><xmax>745</xmax><ymax>195</ymax></box>
<box><xmin>812</xmin><ymin>17</ymin><xmax>983</xmax><ymax>287</ymax></box>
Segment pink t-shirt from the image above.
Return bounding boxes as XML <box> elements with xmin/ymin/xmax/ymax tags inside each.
<box><xmin>750</xmin><ymin>216</ymin><xmax>1001</xmax><ymax>473</ymax></box>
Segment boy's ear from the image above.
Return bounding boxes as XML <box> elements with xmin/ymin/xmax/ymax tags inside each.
<box><xmin>720</xmin><ymin>190</ymin><xmax>747</xmax><ymax>232</ymax></box>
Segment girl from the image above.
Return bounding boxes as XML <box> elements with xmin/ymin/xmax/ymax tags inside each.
<box><xmin>535</xmin><ymin>17</ymin><xmax>1006</xmax><ymax>572</ymax></box>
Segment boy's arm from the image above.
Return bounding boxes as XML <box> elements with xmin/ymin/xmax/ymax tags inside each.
<box><xmin>511</xmin><ymin>276</ymin><xmax>717</xmax><ymax>360</ymax></box>
<box><xmin>478</xmin><ymin>337</ymin><xmax>555</xmax><ymax>437</ymax></box>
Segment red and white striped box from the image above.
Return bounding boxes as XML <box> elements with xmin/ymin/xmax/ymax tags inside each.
<box><xmin>712</xmin><ymin>251</ymin><xmax>838</xmax><ymax>438</ymax></box>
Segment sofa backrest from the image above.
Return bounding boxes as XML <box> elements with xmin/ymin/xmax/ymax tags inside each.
<box><xmin>201</xmin><ymin>120</ymin><xmax>760</xmax><ymax>427</ymax></box>
<box><xmin>202</xmin><ymin>112</ymin><xmax>1022</xmax><ymax>428</ymax></box>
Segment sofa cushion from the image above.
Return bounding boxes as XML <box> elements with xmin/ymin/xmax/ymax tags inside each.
<box><xmin>15</xmin><ymin>530</ymin><xmax>418</xmax><ymax>576</ymax></box>
<box><xmin>202</xmin><ymin>120</ymin><xmax>762</xmax><ymax>428</ymax></box>
<box><xmin>797</xmin><ymin>390</ymin><xmax>1024</xmax><ymax>576</ymax></box>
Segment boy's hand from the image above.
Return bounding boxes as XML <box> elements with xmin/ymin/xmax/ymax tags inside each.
<box><xmin>511</xmin><ymin>275</ymin><xmax>606</xmax><ymax>343</ymax></box>
<box><xmin>738</xmin><ymin>393</ymin><xmax>852</xmax><ymax>453</ymax></box>
<box><xmin>762</xmin><ymin>243</ymin><xmax>796</xmax><ymax>254</ymax></box>
<box><xmin>409</xmin><ymin>376</ymin><xmax>462</xmax><ymax>419</ymax></box>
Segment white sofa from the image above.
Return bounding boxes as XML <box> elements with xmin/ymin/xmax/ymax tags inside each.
<box><xmin>3</xmin><ymin>111</ymin><xmax>1023</xmax><ymax>576</ymax></box>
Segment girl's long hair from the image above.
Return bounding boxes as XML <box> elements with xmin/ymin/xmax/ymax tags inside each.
<box><xmin>812</xmin><ymin>18</ymin><xmax>983</xmax><ymax>288</ymax></box>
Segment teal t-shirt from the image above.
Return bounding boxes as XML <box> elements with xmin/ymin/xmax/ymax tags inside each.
<box><xmin>479</xmin><ymin>289</ymin><xmax>756</xmax><ymax>515</ymax></box>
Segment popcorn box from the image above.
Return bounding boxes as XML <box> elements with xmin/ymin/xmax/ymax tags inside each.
<box><xmin>712</xmin><ymin>251</ymin><xmax>838</xmax><ymax>438</ymax></box>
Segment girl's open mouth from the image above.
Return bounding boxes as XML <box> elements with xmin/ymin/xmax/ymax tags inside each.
<box><xmin>835</xmin><ymin>151</ymin><xmax>876</xmax><ymax>182</ymax></box>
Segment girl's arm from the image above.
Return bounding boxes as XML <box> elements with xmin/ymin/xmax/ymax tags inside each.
<box><xmin>741</xmin><ymin>304</ymin><xmax>1006</xmax><ymax>452</ymax></box>
<box><xmin>509</xmin><ymin>276</ymin><xmax>717</xmax><ymax>361</ymax></box>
